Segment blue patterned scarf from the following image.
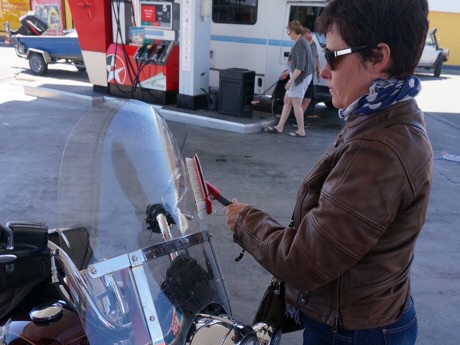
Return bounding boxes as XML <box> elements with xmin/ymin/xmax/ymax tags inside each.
<box><xmin>338</xmin><ymin>76</ymin><xmax>422</xmax><ymax>121</ymax></box>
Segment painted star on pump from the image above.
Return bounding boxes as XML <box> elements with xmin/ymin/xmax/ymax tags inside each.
<box><xmin>106</xmin><ymin>55</ymin><xmax>125</xmax><ymax>84</ymax></box>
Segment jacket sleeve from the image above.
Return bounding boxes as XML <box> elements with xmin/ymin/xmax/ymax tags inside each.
<box><xmin>233</xmin><ymin>139</ymin><xmax>410</xmax><ymax>292</ymax></box>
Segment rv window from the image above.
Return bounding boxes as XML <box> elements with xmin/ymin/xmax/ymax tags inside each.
<box><xmin>289</xmin><ymin>5</ymin><xmax>322</xmax><ymax>33</ymax></box>
<box><xmin>212</xmin><ymin>0</ymin><xmax>258</xmax><ymax>25</ymax></box>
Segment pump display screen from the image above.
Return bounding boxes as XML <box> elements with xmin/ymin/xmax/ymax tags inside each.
<box><xmin>140</xmin><ymin>2</ymin><xmax>173</xmax><ymax>29</ymax></box>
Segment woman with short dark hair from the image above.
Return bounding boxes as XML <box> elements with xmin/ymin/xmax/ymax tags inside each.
<box><xmin>224</xmin><ymin>0</ymin><xmax>432</xmax><ymax>344</ymax></box>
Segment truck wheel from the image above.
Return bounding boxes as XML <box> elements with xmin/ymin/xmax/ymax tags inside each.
<box><xmin>434</xmin><ymin>56</ymin><xmax>443</xmax><ymax>77</ymax></box>
<box><xmin>29</xmin><ymin>53</ymin><xmax>48</xmax><ymax>75</ymax></box>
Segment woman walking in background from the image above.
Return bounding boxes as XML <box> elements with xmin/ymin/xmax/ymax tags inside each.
<box><xmin>265</xmin><ymin>20</ymin><xmax>314</xmax><ymax>137</ymax></box>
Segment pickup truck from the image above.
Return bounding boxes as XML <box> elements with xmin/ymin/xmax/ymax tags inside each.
<box><xmin>417</xmin><ymin>28</ymin><xmax>449</xmax><ymax>77</ymax></box>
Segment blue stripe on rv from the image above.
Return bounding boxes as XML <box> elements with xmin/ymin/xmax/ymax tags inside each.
<box><xmin>211</xmin><ymin>35</ymin><xmax>293</xmax><ymax>47</ymax></box>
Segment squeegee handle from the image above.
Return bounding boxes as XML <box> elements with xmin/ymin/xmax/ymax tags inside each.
<box><xmin>205</xmin><ymin>181</ymin><xmax>232</xmax><ymax>206</ymax></box>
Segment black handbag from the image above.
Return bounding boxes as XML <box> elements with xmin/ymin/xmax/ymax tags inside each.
<box><xmin>253</xmin><ymin>277</ymin><xmax>304</xmax><ymax>334</ymax></box>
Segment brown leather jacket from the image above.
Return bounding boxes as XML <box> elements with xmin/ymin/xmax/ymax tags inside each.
<box><xmin>233</xmin><ymin>99</ymin><xmax>433</xmax><ymax>330</ymax></box>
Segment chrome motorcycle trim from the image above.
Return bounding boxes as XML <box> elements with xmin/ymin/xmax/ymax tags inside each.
<box><xmin>88</xmin><ymin>254</ymin><xmax>131</xmax><ymax>279</ymax></box>
<box><xmin>84</xmin><ymin>230</ymin><xmax>213</xmax><ymax>344</ymax></box>
<box><xmin>67</xmin><ymin>230</ymin><xmax>213</xmax><ymax>345</ymax></box>
<box><xmin>130</xmin><ymin>259</ymin><xmax>164</xmax><ymax>343</ymax></box>
<box><xmin>252</xmin><ymin>322</ymin><xmax>282</xmax><ymax>345</ymax></box>
<box><xmin>188</xmin><ymin>313</ymin><xmax>258</xmax><ymax>345</ymax></box>
<box><xmin>141</xmin><ymin>231</ymin><xmax>210</xmax><ymax>261</ymax></box>
<box><xmin>88</xmin><ymin>231</ymin><xmax>210</xmax><ymax>278</ymax></box>
<box><xmin>0</xmin><ymin>254</ymin><xmax>17</xmax><ymax>264</ymax></box>
<box><xmin>156</xmin><ymin>213</ymin><xmax>178</xmax><ymax>260</ymax></box>
<box><xmin>48</xmin><ymin>241</ymin><xmax>132</xmax><ymax>334</ymax></box>
<box><xmin>29</xmin><ymin>302</ymin><xmax>63</xmax><ymax>322</ymax></box>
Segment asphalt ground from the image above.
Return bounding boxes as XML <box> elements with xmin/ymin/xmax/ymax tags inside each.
<box><xmin>1</xmin><ymin>45</ymin><xmax>460</xmax><ymax>344</ymax></box>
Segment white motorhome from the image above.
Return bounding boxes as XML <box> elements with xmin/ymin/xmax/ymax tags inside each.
<box><xmin>209</xmin><ymin>0</ymin><xmax>331</xmax><ymax>111</ymax></box>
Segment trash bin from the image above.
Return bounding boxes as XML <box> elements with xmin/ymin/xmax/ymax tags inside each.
<box><xmin>218</xmin><ymin>68</ymin><xmax>255</xmax><ymax>117</ymax></box>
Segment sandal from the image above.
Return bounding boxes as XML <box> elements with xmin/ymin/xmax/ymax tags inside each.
<box><xmin>265</xmin><ymin>126</ymin><xmax>282</xmax><ymax>134</ymax></box>
<box><xmin>288</xmin><ymin>131</ymin><xmax>306</xmax><ymax>138</ymax></box>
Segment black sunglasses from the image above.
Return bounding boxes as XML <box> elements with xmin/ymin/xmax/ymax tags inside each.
<box><xmin>323</xmin><ymin>46</ymin><xmax>370</xmax><ymax>70</ymax></box>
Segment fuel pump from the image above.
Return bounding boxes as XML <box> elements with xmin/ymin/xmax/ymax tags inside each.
<box><xmin>107</xmin><ymin>0</ymin><xmax>180</xmax><ymax>104</ymax></box>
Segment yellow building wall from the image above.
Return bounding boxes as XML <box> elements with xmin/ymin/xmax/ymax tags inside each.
<box><xmin>428</xmin><ymin>11</ymin><xmax>460</xmax><ymax>67</ymax></box>
<box><xmin>64</xmin><ymin>0</ymin><xmax>72</xmax><ymax>29</ymax></box>
<box><xmin>0</xmin><ymin>0</ymin><xmax>31</xmax><ymax>34</ymax></box>
<box><xmin>1</xmin><ymin>0</ymin><xmax>73</xmax><ymax>37</ymax></box>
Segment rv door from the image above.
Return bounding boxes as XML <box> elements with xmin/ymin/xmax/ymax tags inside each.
<box><xmin>280</xmin><ymin>2</ymin><xmax>324</xmax><ymax>65</ymax></box>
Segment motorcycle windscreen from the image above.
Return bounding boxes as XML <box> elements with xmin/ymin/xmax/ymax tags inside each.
<box><xmin>56</xmin><ymin>99</ymin><xmax>231</xmax><ymax>345</ymax></box>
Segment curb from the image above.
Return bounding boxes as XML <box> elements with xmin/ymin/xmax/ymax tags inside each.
<box><xmin>23</xmin><ymin>84</ymin><xmax>104</xmax><ymax>107</ymax></box>
<box><xmin>22</xmin><ymin>83</ymin><xmax>275</xmax><ymax>133</ymax></box>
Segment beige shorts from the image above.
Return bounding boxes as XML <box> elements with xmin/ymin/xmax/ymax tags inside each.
<box><xmin>287</xmin><ymin>74</ymin><xmax>312</xmax><ymax>99</ymax></box>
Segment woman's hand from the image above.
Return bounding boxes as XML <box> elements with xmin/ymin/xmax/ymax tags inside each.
<box><xmin>285</xmin><ymin>80</ymin><xmax>292</xmax><ymax>90</ymax></box>
<box><xmin>280</xmin><ymin>69</ymin><xmax>289</xmax><ymax>80</ymax></box>
<box><xmin>223</xmin><ymin>198</ymin><xmax>249</xmax><ymax>232</ymax></box>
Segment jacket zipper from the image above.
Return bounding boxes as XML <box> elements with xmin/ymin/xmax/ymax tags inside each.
<box><xmin>332</xmin><ymin>276</ymin><xmax>342</xmax><ymax>333</ymax></box>
<box><xmin>334</xmin><ymin>133</ymin><xmax>343</xmax><ymax>148</ymax></box>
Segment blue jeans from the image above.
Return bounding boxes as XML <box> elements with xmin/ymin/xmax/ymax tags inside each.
<box><xmin>301</xmin><ymin>297</ymin><xmax>417</xmax><ymax>345</ymax></box>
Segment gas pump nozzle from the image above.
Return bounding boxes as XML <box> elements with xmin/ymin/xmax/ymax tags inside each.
<box><xmin>146</xmin><ymin>44</ymin><xmax>157</xmax><ymax>61</ymax></box>
<box><xmin>152</xmin><ymin>44</ymin><xmax>165</xmax><ymax>63</ymax></box>
<box><xmin>134</xmin><ymin>44</ymin><xmax>148</xmax><ymax>61</ymax></box>
<box><xmin>160</xmin><ymin>41</ymin><xmax>175</xmax><ymax>64</ymax></box>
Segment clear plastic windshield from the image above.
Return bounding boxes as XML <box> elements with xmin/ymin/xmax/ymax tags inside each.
<box><xmin>55</xmin><ymin>99</ymin><xmax>231</xmax><ymax>345</ymax></box>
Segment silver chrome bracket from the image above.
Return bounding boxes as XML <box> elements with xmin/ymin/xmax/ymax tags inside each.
<box><xmin>87</xmin><ymin>231</ymin><xmax>211</xmax><ymax>345</ymax></box>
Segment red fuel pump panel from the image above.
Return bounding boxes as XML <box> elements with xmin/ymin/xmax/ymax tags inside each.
<box><xmin>67</xmin><ymin>0</ymin><xmax>113</xmax><ymax>53</ymax></box>
<box><xmin>106</xmin><ymin>43</ymin><xmax>179</xmax><ymax>104</ymax></box>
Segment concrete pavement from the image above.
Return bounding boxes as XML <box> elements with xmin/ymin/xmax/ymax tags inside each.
<box><xmin>1</xmin><ymin>44</ymin><xmax>460</xmax><ymax>344</ymax></box>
